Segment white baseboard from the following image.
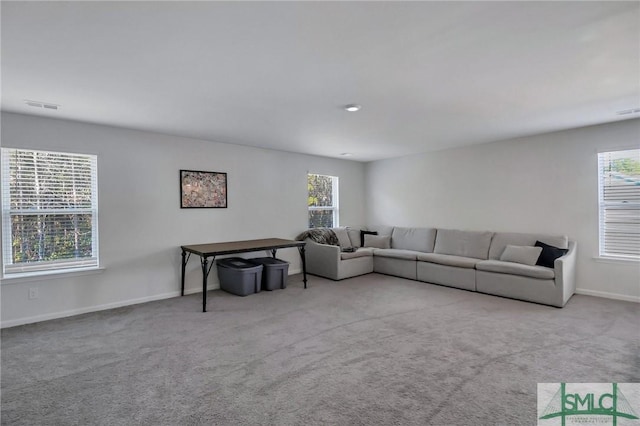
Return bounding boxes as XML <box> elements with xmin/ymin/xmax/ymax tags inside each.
<box><xmin>575</xmin><ymin>288</ymin><xmax>640</xmax><ymax>303</ymax></box>
<box><xmin>183</xmin><ymin>285</ymin><xmax>218</xmax><ymax>295</ymax></box>
<box><xmin>0</xmin><ymin>291</ymin><xmax>181</xmax><ymax>329</ymax></box>
<box><xmin>3</xmin><ymin>269</ymin><xmax>306</xmax><ymax>328</ymax></box>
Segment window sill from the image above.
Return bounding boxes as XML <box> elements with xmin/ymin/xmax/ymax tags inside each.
<box><xmin>593</xmin><ymin>256</ymin><xmax>640</xmax><ymax>265</ymax></box>
<box><xmin>1</xmin><ymin>267</ymin><xmax>105</xmax><ymax>285</ymax></box>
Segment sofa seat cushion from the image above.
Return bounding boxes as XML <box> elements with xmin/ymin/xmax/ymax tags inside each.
<box><xmin>416</xmin><ymin>253</ymin><xmax>480</xmax><ymax>269</ymax></box>
<box><xmin>341</xmin><ymin>247</ymin><xmax>374</xmax><ymax>260</ymax></box>
<box><xmin>476</xmin><ymin>260</ymin><xmax>555</xmax><ymax>280</ymax></box>
<box><xmin>372</xmin><ymin>249</ymin><xmax>422</xmax><ymax>260</ymax></box>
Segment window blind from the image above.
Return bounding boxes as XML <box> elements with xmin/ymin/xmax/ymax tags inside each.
<box><xmin>598</xmin><ymin>149</ymin><xmax>640</xmax><ymax>259</ymax></box>
<box><xmin>1</xmin><ymin>148</ymin><xmax>99</xmax><ymax>275</ymax></box>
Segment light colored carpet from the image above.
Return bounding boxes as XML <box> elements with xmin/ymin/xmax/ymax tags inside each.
<box><xmin>1</xmin><ymin>273</ymin><xmax>639</xmax><ymax>425</ymax></box>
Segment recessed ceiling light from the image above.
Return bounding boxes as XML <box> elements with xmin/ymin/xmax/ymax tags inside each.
<box><xmin>340</xmin><ymin>153</ymin><xmax>353</xmax><ymax>157</ymax></box>
<box><xmin>345</xmin><ymin>104</ymin><xmax>361</xmax><ymax>112</ymax></box>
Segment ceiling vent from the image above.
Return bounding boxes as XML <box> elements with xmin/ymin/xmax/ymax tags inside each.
<box><xmin>616</xmin><ymin>108</ymin><xmax>640</xmax><ymax>116</ymax></box>
<box><xmin>24</xmin><ymin>100</ymin><xmax>60</xmax><ymax>110</ymax></box>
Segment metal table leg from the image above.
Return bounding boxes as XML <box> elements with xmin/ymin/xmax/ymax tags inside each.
<box><xmin>200</xmin><ymin>255</ymin><xmax>215</xmax><ymax>312</ymax></box>
<box><xmin>298</xmin><ymin>245</ymin><xmax>307</xmax><ymax>289</ymax></box>
<box><xmin>181</xmin><ymin>250</ymin><xmax>191</xmax><ymax>296</ymax></box>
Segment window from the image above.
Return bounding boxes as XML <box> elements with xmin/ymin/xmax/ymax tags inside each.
<box><xmin>597</xmin><ymin>148</ymin><xmax>640</xmax><ymax>259</ymax></box>
<box><xmin>308</xmin><ymin>173</ymin><xmax>339</xmax><ymax>228</ymax></box>
<box><xmin>1</xmin><ymin>148</ymin><xmax>99</xmax><ymax>275</ymax></box>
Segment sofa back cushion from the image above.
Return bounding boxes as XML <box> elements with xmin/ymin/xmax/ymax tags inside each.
<box><xmin>434</xmin><ymin>229</ymin><xmax>493</xmax><ymax>259</ymax></box>
<box><xmin>346</xmin><ymin>226</ymin><xmax>365</xmax><ymax>248</ymax></box>
<box><xmin>488</xmin><ymin>232</ymin><xmax>568</xmax><ymax>260</ymax></box>
<box><xmin>347</xmin><ymin>226</ymin><xmax>364</xmax><ymax>247</ymax></box>
<box><xmin>367</xmin><ymin>225</ymin><xmax>394</xmax><ymax>237</ymax></box>
<box><xmin>391</xmin><ymin>227</ymin><xmax>436</xmax><ymax>252</ymax></box>
<box><xmin>331</xmin><ymin>227</ymin><xmax>353</xmax><ymax>248</ymax></box>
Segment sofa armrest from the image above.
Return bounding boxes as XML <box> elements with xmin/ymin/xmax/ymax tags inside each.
<box><xmin>304</xmin><ymin>239</ymin><xmax>340</xmax><ymax>279</ymax></box>
<box><xmin>554</xmin><ymin>240</ymin><xmax>577</xmax><ymax>306</ymax></box>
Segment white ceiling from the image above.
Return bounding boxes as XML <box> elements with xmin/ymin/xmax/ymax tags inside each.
<box><xmin>2</xmin><ymin>1</ymin><xmax>639</xmax><ymax>162</ymax></box>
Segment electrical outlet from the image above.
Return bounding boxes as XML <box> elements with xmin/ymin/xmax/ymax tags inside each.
<box><xmin>28</xmin><ymin>288</ymin><xmax>38</xmax><ymax>300</ymax></box>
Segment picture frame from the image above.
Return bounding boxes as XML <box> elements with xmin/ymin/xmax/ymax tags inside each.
<box><xmin>180</xmin><ymin>169</ymin><xmax>227</xmax><ymax>208</ymax></box>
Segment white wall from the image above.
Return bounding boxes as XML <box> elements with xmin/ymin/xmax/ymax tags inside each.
<box><xmin>0</xmin><ymin>112</ymin><xmax>366</xmax><ymax>326</ymax></box>
<box><xmin>366</xmin><ymin>119</ymin><xmax>640</xmax><ymax>302</ymax></box>
<box><xmin>2</xmin><ymin>113</ymin><xmax>637</xmax><ymax>327</ymax></box>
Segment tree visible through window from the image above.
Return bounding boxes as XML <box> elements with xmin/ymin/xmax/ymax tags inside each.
<box><xmin>1</xmin><ymin>148</ymin><xmax>99</xmax><ymax>275</ymax></box>
<box><xmin>308</xmin><ymin>174</ymin><xmax>339</xmax><ymax>228</ymax></box>
<box><xmin>598</xmin><ymin>148</ymin><xmax>640</xmax><ymax>259</ymax></box>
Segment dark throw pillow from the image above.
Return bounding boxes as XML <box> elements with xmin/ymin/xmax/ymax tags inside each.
<box><xmin>535</xmin><ymin>240</ymin><xmax>568</xmax><ymax>268</ymax></box>
<box><xmin>360</xmin><ymin>230</ymin><xmax>378</xmax><ymax>247</ymax></box>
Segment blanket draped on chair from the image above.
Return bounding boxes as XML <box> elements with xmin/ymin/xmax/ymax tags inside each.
<box><xmin>295</xmin><ymin>228</ymin><xmax>339</xmax><ymax>246</ymax></box>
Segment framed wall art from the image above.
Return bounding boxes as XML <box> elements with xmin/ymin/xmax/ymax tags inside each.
<box><xmin>180</xmin><ymin>170</ymin><xmax>227</xmax><ymax>208</ymax></box>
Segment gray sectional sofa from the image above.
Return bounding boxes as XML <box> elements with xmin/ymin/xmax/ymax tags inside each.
<box><xmin>303</xmin><ymin>226</ymin><xmax>577</xmax><ymax>307</ymax></box>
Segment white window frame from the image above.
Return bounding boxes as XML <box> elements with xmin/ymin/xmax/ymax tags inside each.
<box><xmin>308</xmin><ymin>174</ymin><xmax>339</xmax><ymax>228</ymax></box>
<box><xmin>1</xmin><ymin>148</ymin><xmax>99</xmax><ymax>277</ymax></box>
<box><xmin>597</xmin><ymin>148</ymin><xmax>640</xmax><ymax>261</ymax></box>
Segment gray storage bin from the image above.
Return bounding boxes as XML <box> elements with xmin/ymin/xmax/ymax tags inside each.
<box><xmin>250</xmin><ymin>257</ymin><xmax>289</xmax><ymax>290</ymax></box>
<box><xmin>217</xmin><ymin>257</ymin><xmax>263</xmax><ymax>296</ymax></box>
